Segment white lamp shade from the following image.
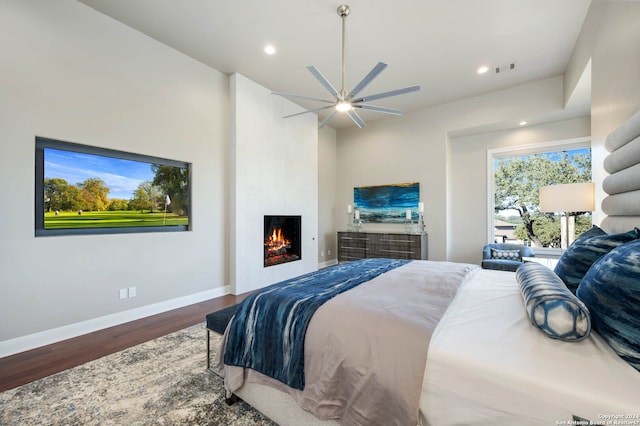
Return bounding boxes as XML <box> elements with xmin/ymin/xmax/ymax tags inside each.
<box><xmin>539</xmin><ymin>182</ymin><xmax>595</xmax><ymax>213</ymax></box>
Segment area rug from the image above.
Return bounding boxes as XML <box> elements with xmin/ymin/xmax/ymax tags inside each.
<box><xmin>0</xmin><ymin>324</ymin><xmax>275</xmax><ymax>425</ymax></box>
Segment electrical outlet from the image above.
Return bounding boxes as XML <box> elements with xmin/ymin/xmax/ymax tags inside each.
<box><xmin>327</xmin><ymin>249</ymin><xmax>331</xmax><ymax>256</ymax></box>
<box><xmin>128</xmin><ymin>287</ymin><xmax>137</xmax><ymax>298</ymax></box>
<box><xmin>119</xmin><ymin>288</ymin><xmax>128</xmax><ymax>300</ymax></box>
<box><xmin>321</xmin><ymin>250</ymin><xmax>325</xmax><ymax>257</ymax></box>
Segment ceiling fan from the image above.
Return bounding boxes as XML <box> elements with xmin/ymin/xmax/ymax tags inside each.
<box><xmin>273</xmin><ymin>4</ymin><xmax>420</xmax><ymax>129</ymax></box>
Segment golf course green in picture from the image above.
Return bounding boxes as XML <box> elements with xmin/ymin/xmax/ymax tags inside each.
<box><xmin>45</xmin><ymin>210</ymin><xmax>188</xmax><ymax>229</ymax></box>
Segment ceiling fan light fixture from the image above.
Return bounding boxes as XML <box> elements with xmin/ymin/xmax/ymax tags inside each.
<box><xmin>336</xmin><ymin>100</ymin><xmax>352</xmax><ymax>112</ymax></box>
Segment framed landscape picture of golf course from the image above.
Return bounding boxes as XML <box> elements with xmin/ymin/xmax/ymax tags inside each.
<box><xmin>35</xmin><ymin>137</ymin><xmax>191</xmax><ymax>236</ymax></box>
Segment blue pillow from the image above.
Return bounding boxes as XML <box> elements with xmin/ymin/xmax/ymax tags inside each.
<box><xmin>577</xmin><ymin>240</ymin><xmax>640</xmax><ymax>372</ymax></box>
<box><xmin>491</xmin><ymin>248</ymin><xmax>520</xmax><ymax>260</ymax></box>
<box><xmin>554</xmin><ymin>227</ymin><xmax>640</xmax><ymax>294</ymax></box>
<box><xmin>581</xmin><ymin>224</ymin><xmax>607</xmax><ymax>238</ymax></box>
<box><xmin>516</xmin><ymin>262</ymin><xmax>591</xmax><ymax>342</ymax></box>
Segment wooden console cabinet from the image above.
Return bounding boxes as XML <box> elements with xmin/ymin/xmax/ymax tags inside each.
<box><xmin>337</xmin><ymin>231</ymin><xmax>428</xmax><ymax>262</ymax></box>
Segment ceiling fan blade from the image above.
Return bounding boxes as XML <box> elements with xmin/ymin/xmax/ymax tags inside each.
<box><xmin>348</xmin><ymin>62</ymin><xmax>387</xmax><ymax>100</ymax></box>
<box><xmin>272</xmin><ymin>91</ymin><xmax>335</xmax><ymax>104</ymax></box>
<box><xmin>319</xmin><ymin>110</ymin><xmax>337</xmax><ymax>129</ymax></box>
<box><xmin>354</xmin><ymin>104</ymin><xmax>404</xmax><ymax>115</ymax></box>
<box><xmin>307</xmin><ymin>66</ymin><xmax>340</xmax><ymax>98</ymax></box>
<box><xmin>347</xmin><ymin>109</ymin><xmax>366</xmax><ymax>128</ymax></box>
<box><xmin>283</xmin><ymin>105</ymin><xmax>334</xmax><ymax>119</ymax></box>
<box><xmin>351</xmin><ymin>85</ymin><xmax>421</xmax><ymax>104</ymax></box>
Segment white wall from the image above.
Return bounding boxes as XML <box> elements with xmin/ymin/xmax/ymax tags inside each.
<box><xmin>448</xmin><ymin>117</ymin><xmax>591</xmax><ymax>264</ymax></box>
<box><xmin>0</xmin><ymin>0</ymin><xmax>229</xmax><ymax>354</ymax></box>
<box><xmin>336</xmin><ymin>76</ymin><xmax>568</xmax><ymax>261</ymax></box>
<box><xmin>0</xmin><ymin>0</ymin><xmax>319</xmax><ymax>356</ymax></box>
<box><xmin>334</xmin><ymin>0</ymin><xmax>640</xmax><ymax>264</ymax></box>
<box><xmin>318</xmin><ymin>126</ymin><xmax>338</xmax><ymax>267</ymax></box>
<box><xmin>229</xmin><ymin>74</ymin><xmax>318</xmax><ymax>295</ymax></box>
<box><xmin>3</xmin><ymin>0</ymin><xmax>639</xmax><ymax>357</ymax></box>
<box><xmin>572</xmin><ymin>0</ymin><xmax>640</xmax><ymax>225</ymax></box>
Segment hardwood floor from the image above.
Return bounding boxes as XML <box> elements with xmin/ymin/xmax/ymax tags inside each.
<box><xmin>0</xmin><ymin>292</ymin><xmax>250</xmax><ymax>393</ymax></box>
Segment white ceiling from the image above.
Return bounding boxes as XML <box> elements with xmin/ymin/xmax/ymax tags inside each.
<box><xmin>78</xmin><ymin>0</ymin><xmax>593</xmax><ymax>129</ymax></box>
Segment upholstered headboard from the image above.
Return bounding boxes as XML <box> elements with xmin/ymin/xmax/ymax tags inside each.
<box><xmin>601</xmin><ymin>109</ymin><xmax>640</xmax><ymax>234</ymax></box>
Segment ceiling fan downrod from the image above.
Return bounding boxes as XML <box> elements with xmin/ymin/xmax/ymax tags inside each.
<box><xmin>338</xmin><ymin>5</ymin><xmax>350</xmax><ymax>100</ymax></box>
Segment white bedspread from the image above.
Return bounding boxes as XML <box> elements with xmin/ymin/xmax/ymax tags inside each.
<box><xmin>422</xmin><ymin>269</ymin><xmax>640</xmax><ymax>425</ymax></box>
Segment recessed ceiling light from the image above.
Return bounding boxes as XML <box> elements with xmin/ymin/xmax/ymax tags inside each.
<box><xmin>264</xmin><ymin>44</ymin><xmax>276</xmax><ymax>55</ymax></box>
<box><xmin>519</xmin><ymin>121</ymin><xmax>528</xmax><ymax>126</ymax></box>
<box><xmin>477</xmin><ymin>66</ymin><xmax>489</xmax><ymax>74</ymax></box>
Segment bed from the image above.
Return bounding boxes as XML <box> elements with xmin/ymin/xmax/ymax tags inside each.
<box><xmin>214</xmin><ymin>110</ymin><xmax>640</xmax><ymax>425</ymax></box>
<box><xmin>214</xmin><ymin>258</ymin><xmax>640</xmax><ymax>425</ymax></box>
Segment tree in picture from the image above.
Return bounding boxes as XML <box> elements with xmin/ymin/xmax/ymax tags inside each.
<box><xmin>44</xmin><ymin>178</ymin><xmax>84</xmax><ymax>212</ymax></box>
<box><xmin>129</xmin><ymin>181</ymin><xmax>163</xmax><ymax>213</ymax></box>
<box><xmin>78</xmin><ymin>178</ymin><xmax>110</xmax><ymax>211</ymax></box>
<box><xmin>152</xmin><ymin>164</ymin><xmax>189</xmax><ymax>217</ymax></box>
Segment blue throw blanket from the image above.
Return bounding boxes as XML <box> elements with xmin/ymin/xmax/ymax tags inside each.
<box><xmin>223</xmin><ymin>258</ymin><xmax>411</xmax><ymax>390</ymax></box>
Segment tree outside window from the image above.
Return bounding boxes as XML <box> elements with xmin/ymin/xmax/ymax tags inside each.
<box><xmin>493</xmin><ymin>147</ymin><xmax>591</xmax><ymax>248</ymax></box>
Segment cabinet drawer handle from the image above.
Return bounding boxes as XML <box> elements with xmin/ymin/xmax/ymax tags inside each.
<box><xmin>380</xmin><ymin>249</ymin><xmax>415</xmax><ymax>255</ymax></box>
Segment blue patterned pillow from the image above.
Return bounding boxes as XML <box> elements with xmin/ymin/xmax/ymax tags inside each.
<box><xmin>516</xmin><ymin>262</ymin><xmax>591</xmax><ymax>341</ymax></box>
<box><xmin>581</xmin><ymin>224</ymin><xmax>607</xmax><ymax>238</ymax></box>
<box><xmin>491</xmin><ymin>248</ymin><xmax>520</xmax><ymax>260</ymax></box>
<box><xmin>554</xmin><ymin>227</ymin><xmax>640</xmax><ymax>294</ymax></box>
<box><xmin>577</xmin><ymin>240</ymin><xmax>640</xmax><ymax>372</ymax></box>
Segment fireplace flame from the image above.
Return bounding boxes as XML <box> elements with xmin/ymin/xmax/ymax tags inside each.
<box><xmin>265</xmin><ymin>227</ymin><xmax>291</xmax><ymax>255</ymax></box>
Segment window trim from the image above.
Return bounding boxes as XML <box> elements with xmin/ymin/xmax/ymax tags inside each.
<box><xmin>486</xmin><ymin>136</ymin><xmax>591</xmax><ymax>251</ymax></box>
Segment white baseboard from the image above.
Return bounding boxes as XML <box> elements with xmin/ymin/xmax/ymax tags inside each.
<box><xmin>0</xmin><ymin>286</ymin><xmax>230</xmax><ymax>359</ymax></box>
<box><xmin>318</xmin><ymin>259</ymin><xmax>338</xmax><ymax>269</ymax></box>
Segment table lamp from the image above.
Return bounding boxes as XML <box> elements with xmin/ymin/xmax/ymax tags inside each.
<box><xmin>539</xmin><ymin>182</ymin><xmax>595</xmax><ymax>249</ymax></box>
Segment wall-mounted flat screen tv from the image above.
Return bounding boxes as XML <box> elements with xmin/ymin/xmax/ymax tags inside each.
<box><xmin>35</xmin><ymin>137</ymin><xmax>191</xmax><ymax>236</ymax></box>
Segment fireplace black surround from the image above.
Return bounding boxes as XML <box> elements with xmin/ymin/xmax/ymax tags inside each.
<box><xmin>264</xmin><ymin>215</ymin><xmax>301</xmax><ymax>267</ymax></box>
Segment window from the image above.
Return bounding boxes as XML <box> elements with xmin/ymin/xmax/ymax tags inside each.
<box><xmin>488</xmin><ymin>138</ymin><xmax>591</xmax><ymax>250</ymax></box>
<box><xmin>35</xmin><ymin>137</ymin><xmax>191</xmax><ymax>236</ymax></box>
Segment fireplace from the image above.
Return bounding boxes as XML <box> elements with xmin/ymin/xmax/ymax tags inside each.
<box><xmin>264</xmin><ymin>215</ymin><xmax>301</xmax><ymax>267</ymax></box>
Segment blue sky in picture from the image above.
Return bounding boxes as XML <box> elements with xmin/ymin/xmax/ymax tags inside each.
<box><xmin>44</xmin><ymin>148</ymin><xmax>155</xmax><ymax>200</ymax></box>
<box><xmin>354</xmin><ymin>182</ymin><xmax>420</xmax><ymax>223</ymax></box>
